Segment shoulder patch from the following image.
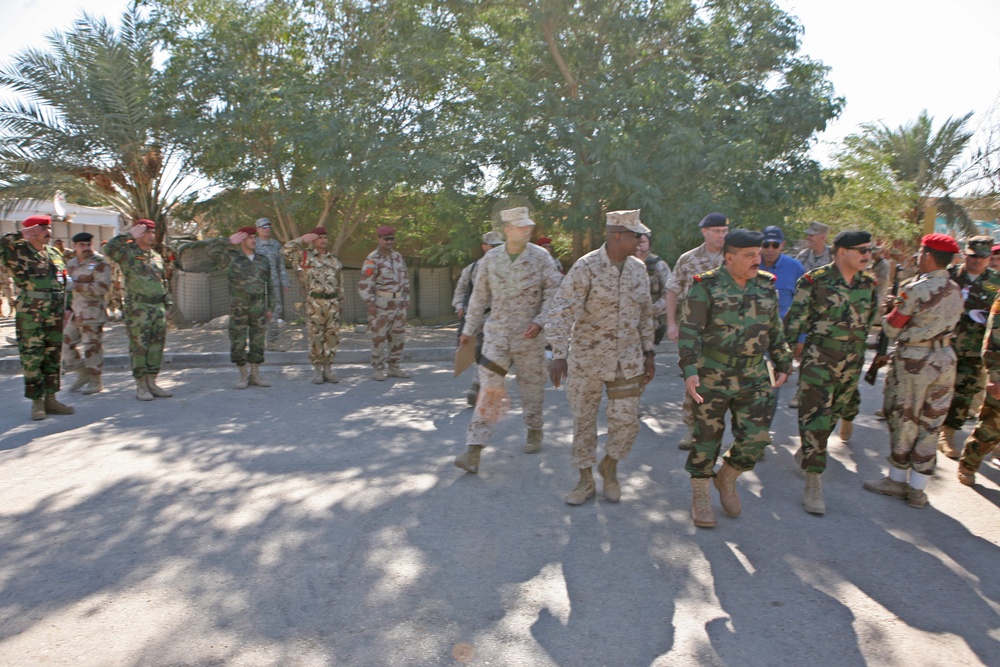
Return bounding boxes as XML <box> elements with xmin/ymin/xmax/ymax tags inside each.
<box><xmin>758</xmin><ymin>270</ymin><xmax>776</xmax><ymax>282</ymax></box>
<box><xmin>693</xmin><ymin>274</ymin><xmax>702</xmax><ymax>282</ymax></box>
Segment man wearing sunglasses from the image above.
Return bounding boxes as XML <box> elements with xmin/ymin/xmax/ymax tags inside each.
<box><xmin>784</xmin><ymin>231</ymin><xmax>880</xmax><ymax>514</ymax></box>
<box><xmin>358</xmin><ymin>226</ymin><xmax>411</xmax><ymax>381</ymax></box>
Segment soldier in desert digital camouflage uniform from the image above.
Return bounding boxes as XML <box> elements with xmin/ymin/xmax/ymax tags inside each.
<box><xmin>452</xmin><ymin>230</ymin><xmax>504</xmax><ymax>406</ymax></box>
<box><xmin>0</xmin><ymin>215</ymin><xmax>75</xmax><ymax>420</ymax></box>
<box><xmin>635</xmin><ymin>232</ymin><xmax>672</xmax><ymax>345</ymax></box>
<box><xmin>452</xmin><ymin>207</ymin><xmax>562</xmax><ymax>474</ymax></box>
<box><xmin>253</xmin><ymin>218</ymin><xmax>290</xmax><ymax>350</ymax></box>
<box><xmin>864</xmin><ymin>234</ymin><xmax>963</xmax><ymax>509</ymax></box>
<box><xmin>358</xmin><ymin>226</ymin><xmax>410</xmax><ymax>380</ymax></box>
<box><xmin>679</xmin><ymin>229</ymin><xmax>791</xmax><ymax>528</ymax></box>
<box><xmin>546</xmin><ymin>210</ymin><xmax>656</xmax><ymax>505</ymax></box>
<box><xmin>784</xmin><ymin>230</ymin><xmax>879</xmax><ymax>514</ymax></box>
<box><xmin>63</xmin><ymin>232</ymin><xmax>111</xmax><ymax>395</ymax></box>
<box><xmin>282</xmin><ymin>227</ymin><xmax>343</xmax><ymax>384</ymax></box>
<box><xmin>0</xmin><ymin>262</ymin><xmax>16</xmax><ymax>317</ymax></box>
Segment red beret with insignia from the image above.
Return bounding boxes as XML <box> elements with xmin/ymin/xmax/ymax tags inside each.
<box><xmin>22</xmin><ymin>215</ymin><xmax>52</xmax><ymax>227</ymax></box>
<box><xmin>536</xmin><ymin>237</ymin><xmax>552</xmax><ymax>245</ymax></box>
<box><xmin>237</xmin><ymin>226</ymin><xmax>257</xmax><ymax>236</ymax></box>
<box><xmin>376</xmin><ymin>226</ymin><xmax>395</xmax><ymax>237</ymax></box>
<box><xmin>310</xmin><ymin>227</ymin><xmax>327</xmax><ymax>236</ymax></box>
<box><xmin>134</xmin><ymin>219</ymin><xmax>156</xmax><ymax>230</ymax></box>
<box><xmin>921</xmin><ymin>233</ymin><xmax>959</xmax><ymax>254</ymax></box>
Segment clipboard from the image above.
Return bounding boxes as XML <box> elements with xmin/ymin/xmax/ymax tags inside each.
<box><xmin>455</xmin><ymin>339</ymin><xmax>477</xmax><ymax>377</ymax></box>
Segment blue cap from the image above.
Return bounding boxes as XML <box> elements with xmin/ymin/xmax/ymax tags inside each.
<box><xmin>762</xmin><ymin>225</ymin><xmax>784</xmax><ymax>243</ymax></box>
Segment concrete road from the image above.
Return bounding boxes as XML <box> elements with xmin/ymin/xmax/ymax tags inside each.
<box><xmin>0</xmin><ymin>358</ymin><xmax>998</xmax><ymax>666</ymax></box>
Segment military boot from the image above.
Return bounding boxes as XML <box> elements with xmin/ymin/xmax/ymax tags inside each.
<box><xmin>714</xmin><ymin>461</ymin><xmax>743</xmax><ymax>517</ymax></box>
<box><xmin>31</xmin><ymin>399</ymin><xmax>46</xmax><ymax>420</ymax></box>
<box><xmin>251</xmin><ymin>364</ymin><xmax>271</xmax><ymax>387</ymax></box>
<box><xmin>862</xmin><ymin>476</ymin><xmax>907</xmax><ymax>498</ymax></box>
<box><xmin>906</xmin><ymin>488</ymin><xmax>928</xmax><ymax>508</ymax></box>
<box><xmin>691</xmin><ymin>478</ymin><xmax>716</xmax><ymax>528</ymax></box>
<box><xmin>44</xmin><ymin>394</ymin><xmax>75</xmax><ymax>415</ymax></box>
<box><xmin>565</xmin><ymin>468</ymin><xmax>596</xmax><ymax>505</ymax></box>
<box><xmin>387</xmin><ymin>366</ymin><xmax>411</xmax><ymax>378</ymax></box>
<box><xmin>466</xmin><ymin>383</ymin><xmax>480</xmax><ymax>407</ymax></box>
<box><xmin>146</xmin><ymin>374</ymin><xmax>173</xmax><ymax>398</ymax></box>
<box><xmin>957</xmin><ymin>466</ymin><xmax>976</xmax><ymax>486</ymax></box>
<box><xmin>68</xmin><ymin>366</ymin><xmax>90</xmax><ymax>392</ymax></box>
<box><xmin>311</xmin><ymin>364</ymin><xmax>324</xmax><ymax>384</ymax></box>
<box><xmin>235</xmin><ymin>365</ymin><xmax>250</xmax><ymax>389</ymax></box>
<box><xmin>322</xmin><ymin>364</ymin><xmax>338</xmax><ymax>384</ymax></box>
<box><xmin>80</xmin><ymin>371</ymin><xmax>104</xmax><ymax>395</ymax></box>
<box><xmin>839</xmin><ymin>419</ymin><xmax>854</xmax><ymax>442</ymax></box>
<box><xmin>135</xmin><ymin>377</ymin><xmax>154</xmax><ymax>401</ymax></box>
<box><xmin>524</xmin><ymin>429</ymin><xmax>543</xmax><ymax>454</ymax></box>
<box><xmin>677</xmin><ymin>430</ymin><xmax>694</xmax><ymax>451</ymax></box>
<box><xmin>803</xmin><ymin>473</ymin><xmax>825</xmax><ymax>514</ymax></box>
<box><xmin>937</xmin><ymin>427</ymin><xmax>960</xmax><ymax>459</ymax></box>
<box><xmin>598</xmin><ymin>455</ymin><xmax>621</xmax><ymax>502</ymax></box>
<box><xmin>454</xmin><ymin>445</ymin><xmax>483</xmax><ymax>473</ymax></box>
<box><xmin>373</xmin><ymin>369</ymin><xmax>387</xmax><ymax>381</ymax></box>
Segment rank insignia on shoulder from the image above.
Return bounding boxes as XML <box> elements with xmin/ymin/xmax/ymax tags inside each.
<box><xmin>992</xmin><ymin>299</ymin><xmax>1000</xmax><ymax>315</ymax></box>
<box><xmin>986</xmin><ymin>284</ymin><xmax>998</xmax><ymax>293</ymax></box>
<box><xmin>693</xmin><ymin>274</ymin><xmax>702</xmax><ymax>282</ymax></box>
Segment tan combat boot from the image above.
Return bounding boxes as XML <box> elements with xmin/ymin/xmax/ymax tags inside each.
<box><xmin>322</xmin><ymin>364</ymin><xmax>338</xmax><ymax>384</ymax></box>
<box><xmin>80</xmin><ymin>371</ymin><xmax>103</xmax><ymax>395</ymax></box>
<box><xmin>251</xmin><ymin>364</ymin><xmax>271</xmax><ymax>387</ymax></box>
<box><xmin>677</xmin><ymin>429</ymin><xmax>694</xmax><ymax>451</ymax></box>
<box><xmin>68</xmin><ymin>366</ymin><xmax>90</xmax><ymax>392</ymax></box>
<box><xmin>311</xmin><ymin>364</ymin><xmax>324</xmax><ymax>384</ymax></box>
<box><xmin>906</xmin><ymin>488</ymin><xmax>928</xmax><ymax>508</ymax></box>
<box><xmin>146</xmin><ymin>375</ymin><xmax>173</xmax><ymax>398</ymax></box>
<box><xmin>31</xmin><ymin>398</ymin><xmax>46</xmax><ymax>420</ymax></box>
<box><xmin>862</xmin><ymin>476</ymin><xmax>907</xmax><ymax>498</ymax></box>
<box><xmin>691</xmin><ymin>478</ymin><xmax>716</xmax><ymax>528</ymax></box>
<box><xmin>136</xmin><ymin>377</ymin><xmax>154</xmax><ymax>401</ymax></box>
<box><xmin>565</xmin><ymin>468</ymin><xmax>596</xmax><ymax>505</ymax></box>
<box><xmin>235</xmin><ymin>365</ymin><xmax>250</xmax><ymax>390</ymax></box>
<box><xmin>454</xmin><ymin>445</ymin><xmax>483</xmax><ymax>473</ymax></box>
<box><xmin>373</xmin><ymin>369</ymin><xmax>387</xmax><ymax>381</ymax></box>
<box><xmin>803</xmin><ymin>472</ymin><xmax>825</xmax><ymax>514</ymax></box>
<box><xmin>937</xmin><ymin>427</ymin><xmax>960</xmax><ymax>459</ymax></box>
<box><xmin>957</xmin><ymin>466</ymin><xmax>976</xmax><ymax>486</ymax></box>
<box><xmin>839</xmin><ymin>419</ymin><xmax>854</xmax><ymax>442</ymax></box>
<box><xmin>44</xmin><ymin>394</ymin><xmax>75</xmax><ymax>415</ymax></box>
<box><xmin>387</xmin><ymin>366</ymin><xmax>411</xmax><ymax>378</ymax></box>
<box><xmin>466</xmin><ymin>382</ymin><xmax>480</xmax><ymax>406</ymax></box>
<box><xmin>598</xmin><ymin>455</ymin><xmax>621</xmax><ymax>502</ymax></box>
<box><xmin>714</xmin><ymin>461</ymin><xmax>743</xmax><ymax>517</ymax></box>
<box><xmin>524</xmin><ymin>429</ymin><xmax>543</xmax><ymax>454</ymax></box>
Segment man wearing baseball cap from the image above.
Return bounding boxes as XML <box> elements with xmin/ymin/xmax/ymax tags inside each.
<box><xmin>796</xmin><ymin>221</ymin><xmax>832</xmax><ymax>271</ymax></box>
<box><xmin>864</xmin><ymin>234</ymin><xmax>963</xmax><ymax>509</ymax></box>
<box><xmin>62</xmin><ymin>232</ymin><xmax>112</xmax><ymax>396</ymax></box>
<box><xmin>0</xmin><ymin>215</ymin><xmax>75</xmax><ymax>419</ymax></box>
<box><xmin>253</xmin><ymin>218</ymin><xmax>291</xmax><ymax>350</ymax></box>
<box><xmin>358</xmin><ymin>225</ymin><xmax>411</xmax><ymax>380</ymax></box>
<box><xmin>452</xmin><ymin>230</ymin><xmax>504</xmax><ymax>406</ymax></box>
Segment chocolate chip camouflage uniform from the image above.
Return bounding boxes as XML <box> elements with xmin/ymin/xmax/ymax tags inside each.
<box><xmin>942</xmin><ymin>264</ymin><xmax>1000</xmax><ymax>430</ymax></box>
<box><xmin>679</xmin><ymin>267</ymin><xmax>792</xmax><ymax>476</ymax></box>
<box><xmin>104</xmin><ymin>234</ymin><xmax>170</xmax><ymax>380</ymax></box>
<box><xmin>255</xmin><ymin>236</ymin><xmax>289</xmax><ymax>341</ymax></box>
<box><xmin>63</xmin><ymin>252</ymin><xmax>111</xmax><ymax>374</ymax></box>
<box><xmin>784</xmin><ymin>264</ymin><xmax>879</xmax><ymax>472</ymax></box>
<box><xmin>281</xmin><ymin>239</ymin><xmax>343</xmax><ymax>366</ymax></box>
<box><xmin>958</xmin><ymin>294</ymin><xmax>1000</xmax><ymax>476</ymax></box>
<box><xmin>462</xmin><ymin>243</ymin><xmax>562</xmax><ymax>445</ymax></box>
<box><xmin>645</xmin><ymin>253</ymin><xmax>672</xmax><ymax>343</ymax></box>
<box><xmin>357</xmin><ymin>247</ymin><xmax>409</xmax><ymax>372</ymax></box>
<box><xmin>193</xmin><ymin>238</ymin><xmax>273</xmax><ymax>366</ymax></box>
<box><xmin>546</xmin><ymin>246</ymin><xmax>654</xmax><ymax>467</ymax></box>
<box><xmin>0</xmin><ymin>232</ymin><xmax>67</xmax><ymax>398</ymax></box>
<box><xmin>882</xmin><ymin>270</ymin><xmax>963</xmax><ymax>473</ymax></box>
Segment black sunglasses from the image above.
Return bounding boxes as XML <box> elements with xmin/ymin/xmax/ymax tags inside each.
<box><xmin>762</xmin><ymin>242</ymin><xmax>781</xmax><ymax>249</ymax></box>
<box><xmin>380</xmin><ymin>236</ymin><xmax>395</xmax><ymax>241</ymax></box>
<box><xmin>848</xmin><ymin>246</ymin><xmax>872</xmax><ymax>254</ymax></box>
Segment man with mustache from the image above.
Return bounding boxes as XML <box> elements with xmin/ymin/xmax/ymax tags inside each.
<box><xmin>62</xmin><ymin>232</ymin><xmax>112</xmax><ymax>395</ymax></box>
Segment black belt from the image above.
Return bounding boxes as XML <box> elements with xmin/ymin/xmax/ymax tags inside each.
<box><xmin>702</xmin><ymin>347</ymin><xmax>763</xmax><ymax>369</ymax></box>
<box><xmin>129</xmin><ymin>293</ymin><xmax>166</xmax><ymax>304</ymax></box>
<box><xmin>23</xmin><ymin>289</ymin><xmax>64</xmax><ymax>300</ymax></box>
<box><xmin>309</xmin><ymin>291</ymin><xmax>339</xmax><ymax>300</ymax></box>
<box><xmin>811</xmin><ymin>336</ymin><xmax>865</xmax><ymax>354</ymax></box>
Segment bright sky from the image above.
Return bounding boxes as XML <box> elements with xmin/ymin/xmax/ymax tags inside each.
<box><xmin>2</xmin><ymin>0</ymin><xmax>999</xmax><ymax>164</ymax></box>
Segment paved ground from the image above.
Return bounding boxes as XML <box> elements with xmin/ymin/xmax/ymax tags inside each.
<box><xmin>0</xmin><ymin>337</ymin><xmax>999</xmax><ymax>666</ymax></box>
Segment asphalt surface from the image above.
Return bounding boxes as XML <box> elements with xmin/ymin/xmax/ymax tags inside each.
<box><xmin>0</xmin><ymin>340</ymin><xmax>998</xmax><ymax>666</ymax></box>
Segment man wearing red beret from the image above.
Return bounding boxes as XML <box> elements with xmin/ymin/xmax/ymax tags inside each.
<box><xmin>0</xmin><ymin>215</ymin><xmax>75</xmax><ymax>419</ymax></box>
<box><xmin>864</xmin><ymin>233</ymin><xmax>963</xmax><ymax>508</ymax></box>
<box><xmin>358</xmin><ymin>226</ymin><xmax>410</xmax><ymax>380</ymax></box>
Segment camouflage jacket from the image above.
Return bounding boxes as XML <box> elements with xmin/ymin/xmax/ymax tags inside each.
<box><xmin>644</xmin><ymin>253</ymin><xmax>673</xmax><ymax>318</ymax></box>
<box><xmin>281</xmin><ymin>240</ymin><xmax>343</xmax><ymax>298</ymax></box>
<box><xmin>452</xmin><ymin>260</ymin><xmax>479</xmax><ymax>313</ymax></box>
<box><xmin>255</xmin><ymin>237</ymin><xmax>290</xmax><ymax>290</ymax></box>
<box><xmin>0</xmin><ymin>232</ymin><xmax>67</xmax><ymax>303</ymax></box>
<box><xmin>678</xmin><ymin>265</ymin><xmax>792</xmax><ymax>382</ymax></box>
<box><xmin>883</xmin><ymin>269</ymin><xmax>962</xmax><ymax>345</ymax></box>
<box><xmin>784</xmin><ymin>263</ymin><xmax>879</xmax><ymax>350</ymax></box>
<box><xmin>104</xmin><ymin>235</ymin><xmax>170</xmax><ymax>302</ymax></box>
<box><xmin>797</xmin><ymin>245</ymin><xmax>833</xmax><ymax>272</ymax></box>
<box><xmin>948</xmin><ymin>264</ymin><xmax>1000</xmax><ymax>357</ymax></box>
<box><xmin>193</xmin><ymin>238</ymin><xmax>274</xmax><ymax>305</ymax></box>
<box><xmin>357</xmin><ymin>248</ymin><xmax>409</xmax><ymax>304</ymax></box>
<box><xmin>66</xmin><ymin>253</ymin><xmax>111</xmax><ymax>322</ymax></box>
<box><xmin>981</xmin><ymin>294</ymin><xmax>1000</xmax><ymax>381</ymax></box>
<box><xmin>545</xmin><ymin>245</ymin><xmax>653</xmax><ymax>380</ymax></box>
<box><xmin>665</xmin><ymin>243</ymin><xmax>723</xmax><ymax>300</ymax></box>
<box><xmin>462</xmin><ymin>243</ymin><xmax>562</xmax><ymax>339</ymax></box>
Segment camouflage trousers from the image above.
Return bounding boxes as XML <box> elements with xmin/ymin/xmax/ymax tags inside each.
<box><xmin>686</xmin><ymin>370</ymin><xmax>774</xmax><ymax>478</ymax></box>
<box><xmin>267</xmin><ymin>289</ymin><xmax>284</xmax><ymax>342</ymax></box>
<box><xmin>466</xmin><ymin>332</ymin><xmax>547</xmax><ymax>446</ymax></box>
<box><xmin>884</xmin><ymin>345</ymin><xmax>957</xmax><ymax>473</ymax></box>
<box><xmin>567</xmin><ymin>365</ymin><xmax>644</xmax><ymax>469</ymax></box>
<box><xmin>367</xmin><ymin>297</ymin><xmax>406</xmax><ymax>370</ymax></box>
<box><xmin>230</xmin><ymin>297</ymin><xmax>267</xmax><ymax>366</ymax></box>
<box><xmin>124</xmin><ymin>302</ymin><xmax>166</xmax><ymax>379</ymax></box>
<box><xmin>943</xmin><ymin>355</ymin><xmax>987</xmax><ymax>430</ymax></box>
<box><xmin>959</xmin><ymin>394</ymin><xmax>1000</xmax><ymax>474</ymax></box>
<box><xmin>63</xmin><ymin>316</ymin><xmax>104</xmax><ymax>373</ymax></box>
<box><xmin>15</xmin><ymin>297</ymin><xmax>64</xmax><ymax>399</ymax></box>
<box><xmin>796</xmin><ymin>345</ymin><xmax>865</xmax><ymax>474</ymax></box>
<box><xmin>305</xmin><ymin>296</ymin><xmax>341</xmax><ymax>365</ymax></box>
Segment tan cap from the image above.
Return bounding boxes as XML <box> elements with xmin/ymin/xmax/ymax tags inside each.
<box><xmin>804</xmin><ymin>221</ymin><xmax>830</xmax><ymax>236</ymax></box>
<box><xmin>482</xmin><ymin>231</ymin><xmax>504</xmax><ymax>245</ymax></box>
<box><xmin>499</xmin><ymin>207</ymin><xmax>535</xmax><ymax>227</ymax></box>
<box><xmin>606</xmin><ymin>209</ymin><xmax>651</xmax><ymax>234</ymax></box>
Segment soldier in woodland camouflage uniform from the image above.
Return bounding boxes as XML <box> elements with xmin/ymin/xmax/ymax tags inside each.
<box><xmin>635</xmin><ymin>232</ymin><xmax>672</xmax><ymax>345</ymax></box>
<box><xmin>358</xmin><ymin>225</ymin><xmax>410</xmax><ymax>380</ymax></box>
<box><xmin>452</xmin><ymin>207</ymin><xmax>562</xmax><ymax>473</ymax></box>
<box><xmin>936</xmin><ymin>235</ymin><xmax>1000</xmax><ymax>457</ymax></box>
<box><xmin>0</xmin><ymin>215</ymin><xmax>75</xmax><ymax>420</ymax></box>
<box><xmin>679</xmin><ymin>229</ymin><xmax>791</xmax><ymax>528</ymax></box>
<box><xmin>665</xmin><ymin>212</ymin><xmax>729</xmax><ymax>450</ymax></box>
<box><xmin>254</xmin><ymin>218</ymin><xmax>290</xmax><ymax>350</ymax></box>
<box><xmin>282</xmin><ymin>227</ymin><xmax>343</xmax><ymax>384</ymax></box>
<box><xmin>191</xmin><ymin>227</ymin><xmax>274</xmax><ymax>388</ymax></box>
<box><xmin>546</xmin><ymin>210</ymin><xmax>656</xmax><ymax>505</ymax></box>
<box><xmin>957</xmin><ymin>292</ymin><xmax>1000</xmax><ymax>486</ymax></box>
<box><xmin>864</xmin><ymin>234</ymin><xmax>963</xmax><ymax>509</ymax></box>
<box><xmin>452</xmin><ymin>231</ymin><xmax>504</xmax><ymax>405</ymax></box>
<box><xmin>105</xmin><ymin>219</ymin><xmax>173</xmax><ymax>401</ymax></box>
<box><xmin>784</xmin><ymin>230</ymin><xmax>879</xmax><ymax>514</ymax></box>
<box><xmin>63</xmin><ymin>233</ymin><xmax>111</xmax><ymax>395</ymax></box>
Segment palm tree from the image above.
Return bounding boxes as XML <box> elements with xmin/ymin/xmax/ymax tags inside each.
<box><xmin>0</xmin><ymin>6</ymin><xmax>198</xmax><ymax>242</ymax></box>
